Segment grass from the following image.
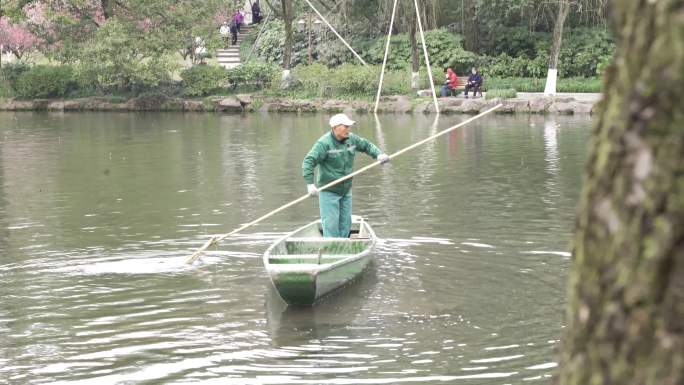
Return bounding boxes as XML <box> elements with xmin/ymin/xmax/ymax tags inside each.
<box><xmin>486</xmin><ymin>77</ymin><xmax>602</xmax><ymax>93</ymax></box>
<box><xmin>485</xmin><ymin>88</ymin><xmax>517</xmax><ymax>99</ymax></box>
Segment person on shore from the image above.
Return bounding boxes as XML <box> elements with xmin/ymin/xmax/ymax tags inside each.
<box><xmin>229</xmin><ymin>17</ymin><xmax>238</xmax><ymax>45</ymax></box>
<box><xmin>302</xmin><ymin>114</ymin><xmax>390</xmax><ymax>238</ymax></box>
<box><xmin>441</xmin><ymin>67</ymin><xmax>458</xmax><ymax>97</ymax></box>
<box><xmin>219</xmin><ymin>21</ymin><xmax>230</xmax><ymax>48</ymax></box>
<box><xmin>464</xmin><ymin>67</ymin><xmax>483</xmax><ymax>98</ymax></box>
<box><xmin>234</xmin><ymin>9</ymin><xmax>244</xmax><ymax>33</ymax></box>
<box><xmin>252</xmin><ymin>1</ymin><xmax>261</xmax><ymax>24</ymax></box>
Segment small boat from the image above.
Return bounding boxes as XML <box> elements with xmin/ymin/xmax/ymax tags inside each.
<box><xmin>263</xmin><ymin>215</ymin><xmax>377</xmax><ymax>305</ymax></box>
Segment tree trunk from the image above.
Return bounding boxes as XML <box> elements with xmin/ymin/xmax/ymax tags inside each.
<box><xmin>280</xmin><ymin>0</ymin><xmax>293</xmax><ymax>70</ymax></box>
<box><xmin>558</xmin><ymin>0</ymin><xmax>684</xmax><ymax>384</ymax></box>
<box><xmin>399</xmin><ymin>0</ymin><xmax>420</xmax><ymax>89</ymax></box>
<box><xmin>544</xmin><ymin>0</ymin><xmax>571</xmax><ymax>94</ymax></box>
<box><xmin>463</xmin><ymin>0</ymin><xmax>478</xmax><ymax>53</ymax></box>
<box><xmin>549</xmin><ymin>0</ymin><xmax>570</xmax><ymax>70</ymax></box>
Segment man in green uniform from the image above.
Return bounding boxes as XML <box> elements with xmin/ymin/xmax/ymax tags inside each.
<box><xmin>302</xmin><ymin>113</ymin><xmax>390</xmax><ymax>238</ymax></box>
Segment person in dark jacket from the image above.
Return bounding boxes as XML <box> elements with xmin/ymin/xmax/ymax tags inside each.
<box><xmin>252</xmin><ymin>1</ymin><xmax>261</xmax><ymax>23</ymax></box>
<box><xmin>441</xmin><ymin>67</ymin><xmax>458</xmax><ymax>97</ymax></box>
<box><xmin>464</xmin><ymin>67</ymin><xmax>483</xmax><ymax>98</ymax></box>
<box><xmin>302</xmin><ymin>114</ymin><xmax>390</xmax><ymax>238</ymax></box>
<box><xmin>229</xmin><ymin>17</ymin><xmax>238</xmax><ymax>45</ymax></box>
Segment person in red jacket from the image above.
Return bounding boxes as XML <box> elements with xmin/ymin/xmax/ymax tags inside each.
<box><xmin>441</xmin><ymin>67</ymin><xmax>458</xmax><ymax>97</ymax></box>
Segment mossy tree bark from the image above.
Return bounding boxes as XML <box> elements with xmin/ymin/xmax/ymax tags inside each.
<box><xmin>558</xmin><ymin>1</ymin><xmax>684</xmax><ymax>385</ymax></box>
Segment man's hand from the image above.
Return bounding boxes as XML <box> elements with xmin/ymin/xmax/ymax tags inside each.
<box><xmin>307</xmin><ymin>184</ymin><xmax>318</xmax><ymax>197</ymax></box>
<box><xmin>377</xmin><ymin>153</ymin><xmax>390</xmax><ymax>164</ymax></box>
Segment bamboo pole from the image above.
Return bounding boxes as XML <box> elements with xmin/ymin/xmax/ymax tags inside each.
<box><xmin>185</xmin><ymin>104</ymin><xmax>502</xmax><ymax>264</ymax></box>
<box><xmin>374</xmin><ymin>0</ymin><xmax>399</xmax><ymax>113</ymax></box>
<box><xmin>414</xmin><ymin>0</ymin><xmax>439</xmax><ymax>114</ymax></box>
<box><xmin>301</xmin><ymin>0</ymin><xmax>367</xmax><ymax>66</ymax></box>
<box><xmin>246</xmin><ymin>10</ymin><xmax>273</xmax><ymax>62</ymax></box>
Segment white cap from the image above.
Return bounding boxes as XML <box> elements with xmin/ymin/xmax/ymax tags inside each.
<box><xmin>329</xmin><ymin>113</ymin><xmax>355</xmax><ymax>128</ymax></box>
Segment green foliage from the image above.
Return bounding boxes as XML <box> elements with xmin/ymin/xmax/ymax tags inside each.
<box><xmin>329</xmin><ymin>64</ymin><xmax>378</xmax><ymax>95</ymax></box>
<box><xmin>485</xmin><ymin>88</ymin><xmax>517</xmax><ymax>99</ymax></box>
<box><xmin>227</xmin><ymin>61</ymin><xmax>280</xmax><ymax>90</ymax></box>
<box><xmin>479</xmin><ymin>53</ymin><xmax>547</xmax><ymax>78</ymax></box>
<box><xmin>254</xmin><ymin>20</ymin><xmax>286</xmax><ymax>64</ymax></box>
<box><xmin>317</xmin><ymin>39</ymin><xmax>356</xmax><ymax>67</ymax></box>
<box><xmin>486</xmin><ymin>77</ymin><xmax>602</xmax><ymax>93</ymax></box>
<box><xmin>180</xmin><ymin>62</ymin><xmax>280</xmax><ymax>96</ymax></box>
<box><xmin>0</xmin><ymin>62</ymin><xmax>30</xmax><ymax>91</ymax></box>
<box><xmin>365</xmin><ymin>29</ymin><xmax>476</xmax><ymax>72</ymax></box>
<box><xmin>14</xmin><ymin>65</ymin><xmax>74</xmax><ymax>98</ymax></box>
<box><xmin>283</xmin><ymin>63</ymin><xmax>410</xmax><ymax>98</ymax></box>
<box><xmin>76</xmin><ymin>19</ymin><xmax>177</xmax><ymax>92</ymax></box>
<box><xmin>479</xmin><ymin>27</ymin><xmax>615</xmax><ymax>78</ymax></box>
<box><xmin>558</xmin><ymin>28</ymin><xmax>615</xmax><ymax>77</ymax></box>
<box><xmin>293</xmin><ymin>63</ymin><xmax>331</xmax><ymax>96</ymax></box>
<box><xmin>181</xmin><ymin>65</ymin><xmax>228</xmax><ymax>96</ymax></box>
<box><xmin>485</xmin><ymin>77</ymin><xmax>546</xmax><ymax>92</ymax></box>
<box><xmin>556</xmin><ymin>77</ymin><xmax>602</xmax><ymax>93</ymax></box>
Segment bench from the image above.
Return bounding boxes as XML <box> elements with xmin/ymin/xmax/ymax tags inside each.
<box><xmin>449</xmin><ymin>75</ymin><xmax>484</xmax><ymax>97</ymax></box>
<box><xmin>419</xmin><ymin>76</ymin><xmax>484</xmax><ymax>98</ymax></box>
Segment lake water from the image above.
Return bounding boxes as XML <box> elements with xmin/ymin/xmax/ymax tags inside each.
<box><xmin>0</xmin><ymin>111</ymin><xmax>590</xmax><ymax>384</ymax></box>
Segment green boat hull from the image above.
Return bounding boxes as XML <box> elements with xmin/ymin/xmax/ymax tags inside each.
<box><xmin>264</xmin><ymin>216</ymin><xmax>376</xmax><ymax>306</ymax></box>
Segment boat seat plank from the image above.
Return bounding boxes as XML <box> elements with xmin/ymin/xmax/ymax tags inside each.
<box><xmin>286</xmin><ymin>237</ymin><xmax>371</xmax><ymax>242</ymax></box>
<box><xmin>268</xmin><ymin>254</ymin><xmax>358</xmax><ymax>265</ymax></box>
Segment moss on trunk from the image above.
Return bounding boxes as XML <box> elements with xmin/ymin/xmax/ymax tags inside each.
<box><xmin>558</xmin><ymin>1</ymin><xmax>684</xmax><ymax>385</ymax></box>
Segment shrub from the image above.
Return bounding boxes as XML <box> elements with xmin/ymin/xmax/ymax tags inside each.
<box><xmin>0</xmin><ymin>62</ymin><xmax>30</xmax><ymax>91</ymax></box>
<box><xmin>227</xmin><ymin>61</ymin><xmax>280</xmax><ymax>90</ymax></box>
<box><xmin>293</xmin><ymin>63</ymin><xmax>331</xmax><ymax>96</ymax></box>
<box><xmin>15</xmin><ymin>65</ymin><xmax>74</xmax><ymax>98</ymax></box>
<box><xmin>254</xmin><ymin>20</ymin><xmax>286</xmax><ymax>64</ymax></box>
<box><xmin>485</xmin><ymin>88</ymin><xmax>517</xmax><ymax>99</ymax></box>
<box><xmin>181</xmin><ymin>65</ymin><xmax>228</xmax><ymax>96</ymax></box>
<box><xmin>329</xmin><ymin>64</ymin><xmax>378</xmax><ymax>96</ymax></box>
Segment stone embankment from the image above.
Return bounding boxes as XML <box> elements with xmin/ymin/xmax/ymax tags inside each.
<box><xmin>0</xmin><ymin>94</ymin><xmax>599</xmax><ymax>115</ymax></box>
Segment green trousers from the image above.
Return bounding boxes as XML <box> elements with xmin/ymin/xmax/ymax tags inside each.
<box><xmin>319</xmin><ymin>190</ymin><xmax>352</xmax><ymax>238</ymax></box>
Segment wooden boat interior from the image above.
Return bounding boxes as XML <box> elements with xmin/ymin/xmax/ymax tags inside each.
<box><xmin>267</xmin><ymin>221</ymin><xmax>373</xmax><ymax>265</ymax></box>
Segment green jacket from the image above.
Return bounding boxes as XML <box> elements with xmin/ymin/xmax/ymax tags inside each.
<box><xmin>302</xmin><ymin>131</ymin><xmax>382</xmax><ymax>196</ymax></box>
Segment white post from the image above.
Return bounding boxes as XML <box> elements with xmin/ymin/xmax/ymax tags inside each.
<box><xmin>374</xmin><ymin>0</ymin><xmax>399</xmax><ymax>113</ymax></box>
<box><xmin>302</xmin><ymin>0</ymin><xmax>367</xmax><ymax>66</ymax></box>
<box><xmin>414</xmin><ymin>0</ymin><xmax>439</xmax><ymax>114</ymax></box>
<box><xmin>281</xmin><ymin>69</ymin><xmax>293</xmax><ymax>89</ymax></box>
<box><xmin>544</xmin><ymin>68</ymin><xmax>558</xmax><ymax>95</ymax></box>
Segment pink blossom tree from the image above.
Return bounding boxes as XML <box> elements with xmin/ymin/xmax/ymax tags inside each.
<box><xmin>0</xmin><ymin>16</ymin><xmax>40</xmax><ymax>62</ymax></box>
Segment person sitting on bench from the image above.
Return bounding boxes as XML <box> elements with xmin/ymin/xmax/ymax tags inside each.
<box><xmin>464</xmin><ymin>67</ymin><xmax>483</xmax><ymax>98</ymax></box>
<box><xmin>441</xmin><ymin>67</ymin><xmax>458</xmax><ymax>97</ymax></box>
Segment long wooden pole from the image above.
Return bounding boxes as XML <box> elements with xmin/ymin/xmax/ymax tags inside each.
<box><xmin>374</xmin><ymin>0</ymin><xmax>399</xmax><ymax>113</ymax></box>
<box><xmin>185</xmin><ymin>104</ymin><xmax>502</xmax><ymax>264</ymax></box>
<box><xmin>301</xmin><ymin>0</ymin><xmax>367</xmax><ymax>66</ymax></box>
<box><xmin>414</xmin><ymin>0</ymin><xmax>439</xmax><ymax>114</ymax></box>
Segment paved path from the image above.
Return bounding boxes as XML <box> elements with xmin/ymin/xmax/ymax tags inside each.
<box><xmin>516</xmin><ymin>92</ymin><xmax>601</xmax><ymax>102</ymax></box>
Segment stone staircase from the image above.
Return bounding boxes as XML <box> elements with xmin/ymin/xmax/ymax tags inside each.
<box><xmin>216</xmin><ymin>24</ymin><xmax>252</xmax><ymax>69</ymax></box>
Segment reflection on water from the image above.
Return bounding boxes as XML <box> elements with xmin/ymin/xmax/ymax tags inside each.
<box><xmin>0</xmin><ymin>112</ymin><xmax>589</xmax><ymax>384</ymax></box>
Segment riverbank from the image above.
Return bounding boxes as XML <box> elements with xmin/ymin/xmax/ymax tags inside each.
<box><xmin>0</xmin><ymin>93</ymin><xmax>600</xmax><ymax>114</ymax></box>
